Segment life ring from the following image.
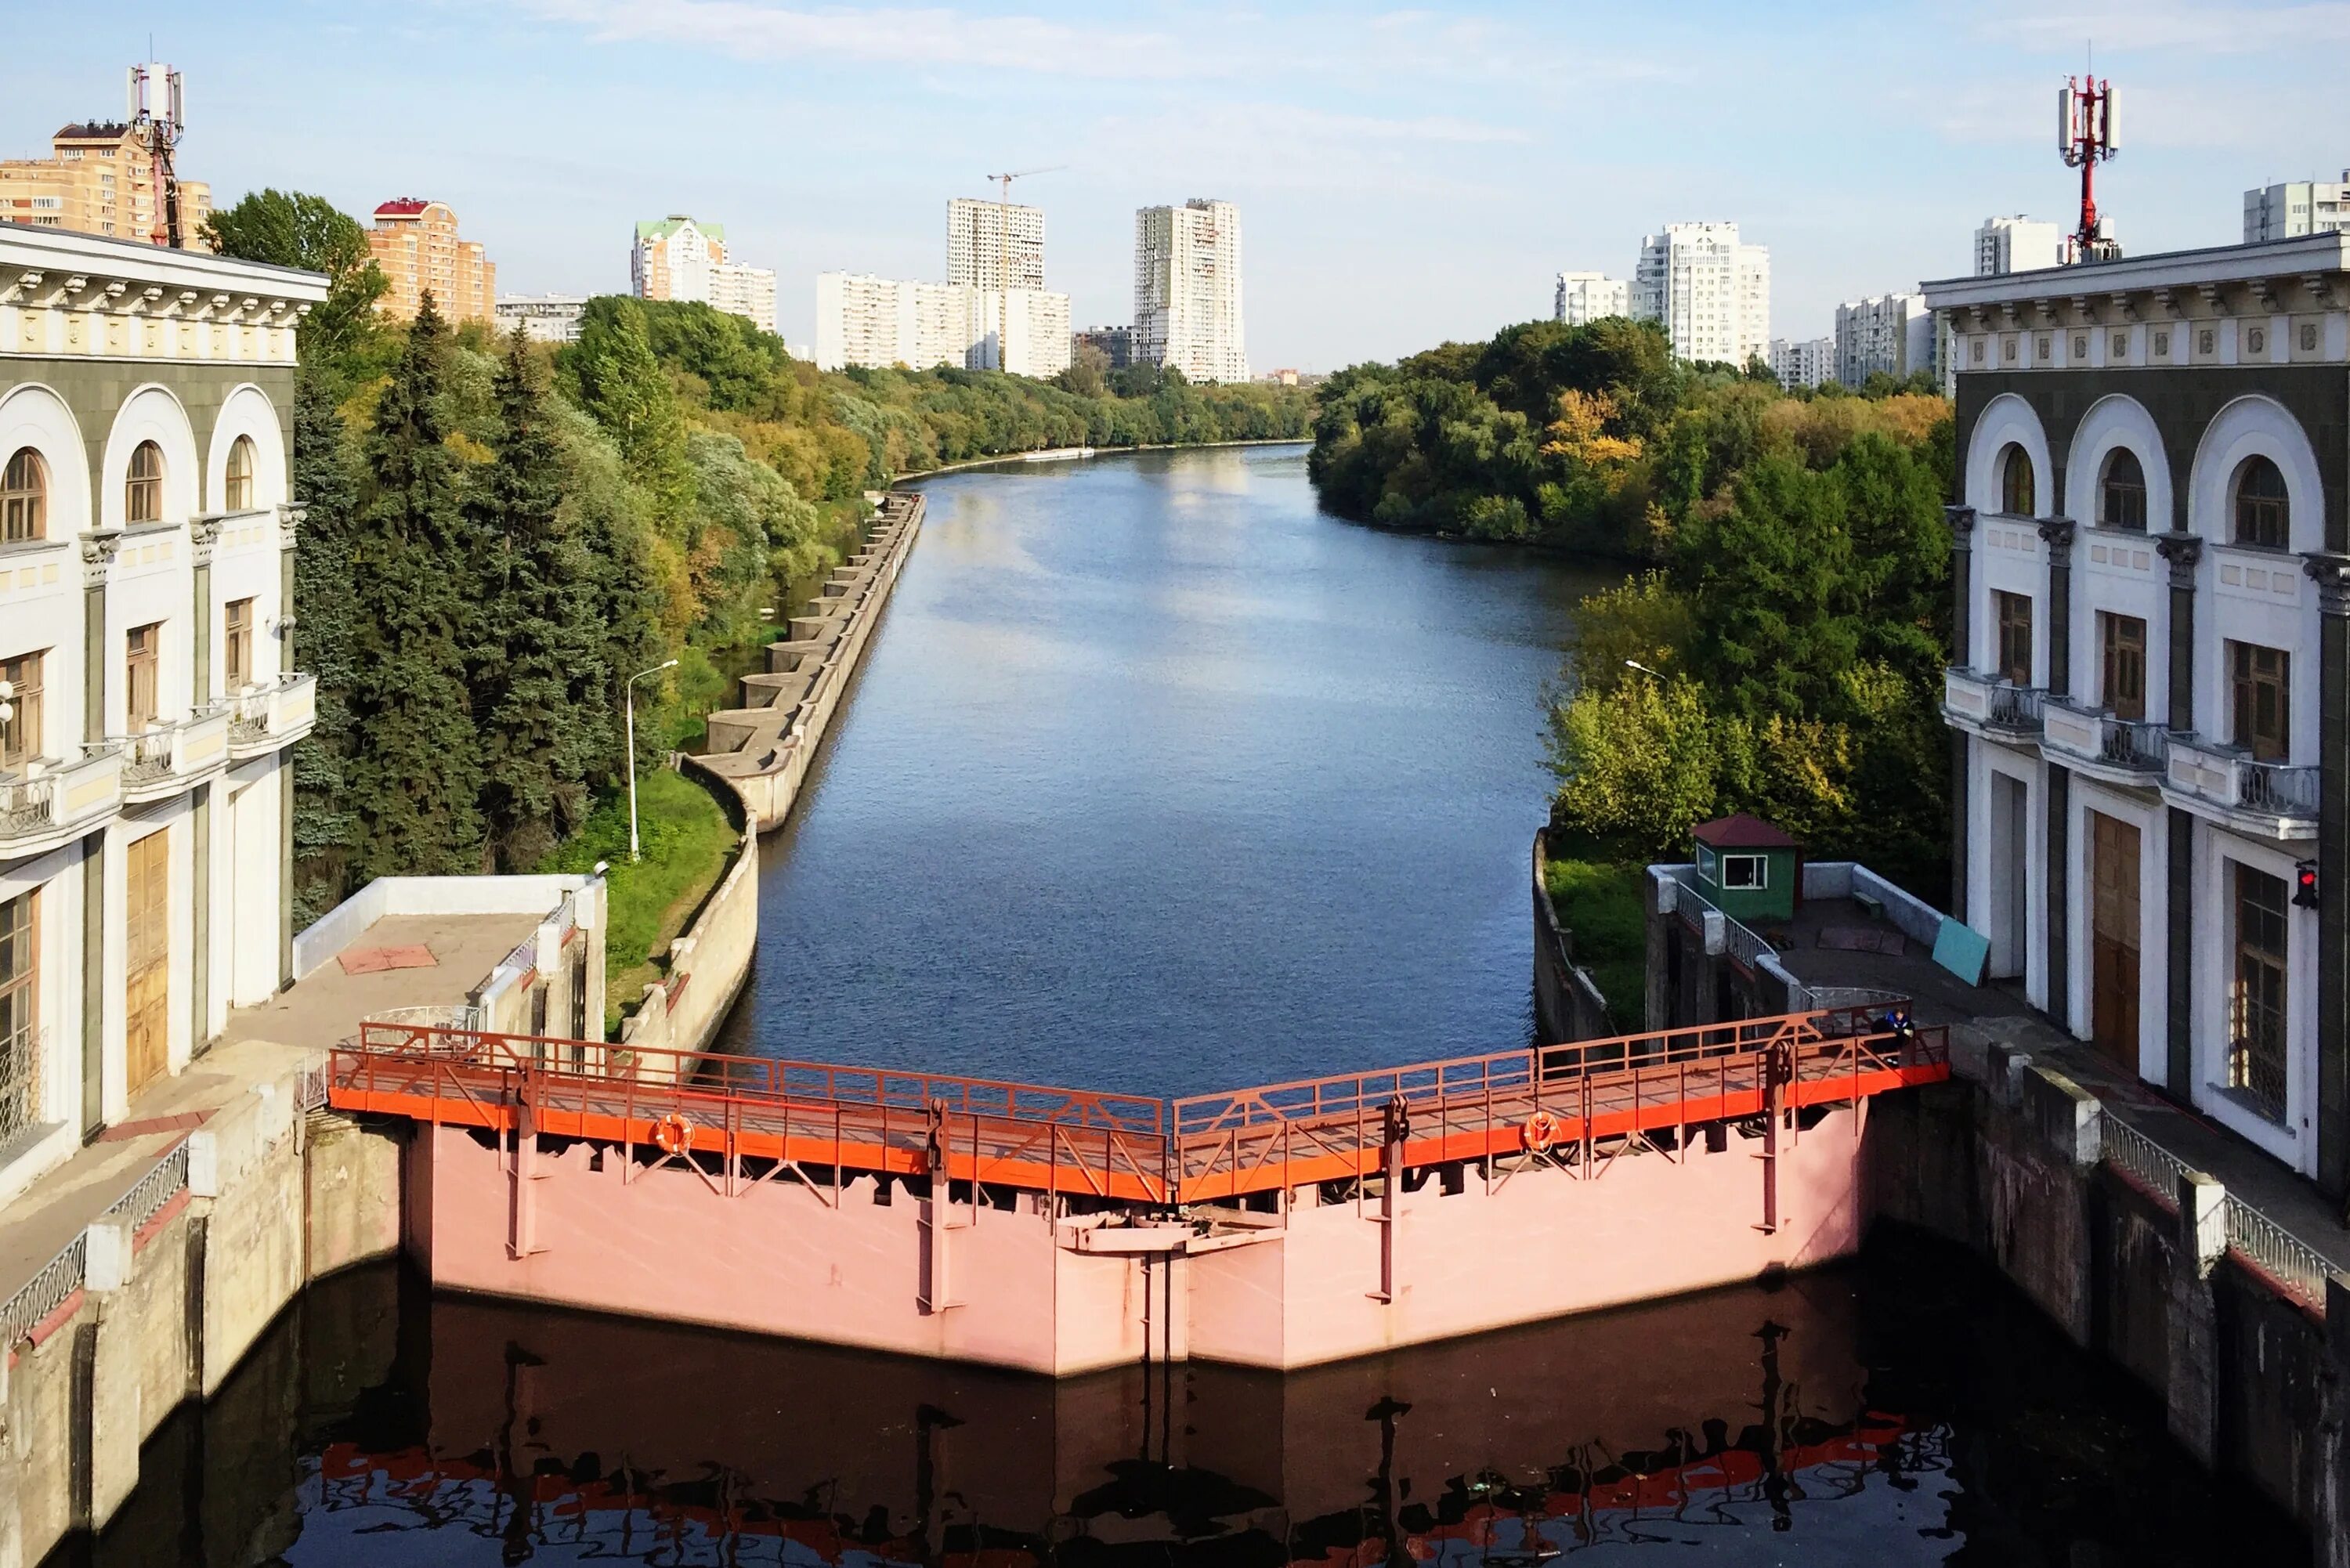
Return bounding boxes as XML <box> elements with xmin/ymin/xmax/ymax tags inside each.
<box><xmin>1523</xmin><ymin>1111</ymin><xmax>1558</xmax><ymax>1152</ymax></box>
<box><xmin>653</xmin><ymin>1112</ymin><xmax>692</xmax><ymax>1156</ymax></box>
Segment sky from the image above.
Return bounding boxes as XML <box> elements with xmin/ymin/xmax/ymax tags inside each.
<box><xmin>9</xmin><ymin>1</ymin><xmax>2350</xmax><ymax>370</ymax></box>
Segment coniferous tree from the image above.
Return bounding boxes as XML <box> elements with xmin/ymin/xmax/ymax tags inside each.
<box><xmin>288</xmin><ymin>365</ymin><xmax>361</xmax><ymax>923</ymax></box>
<box><xmin>474</xmin><ymin>332</ymin><xmax>608</xmax><ymax>870</ymax></box>
<box><xmin>347</xmin><ymin>294</ymin><xmax>485</xmax><ymax>875</ymax></box>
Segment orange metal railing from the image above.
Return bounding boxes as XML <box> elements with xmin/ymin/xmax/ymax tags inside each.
<box><xmin>327</xmin><ymin>1005</ymin><xmax>1946</xmax><ymax>1209</ymax></box>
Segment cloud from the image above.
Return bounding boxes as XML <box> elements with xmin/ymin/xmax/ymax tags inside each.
<box><xmin>515</xmin><ymin>0</ymin><xmax>1202</xmax><ymax>78</ymax></box>
<box><xmin>1082</xmin><ymin>101</ymin><xmax>1528</xmax><ymax>197</ymax></box>
<box><xmin>1987</xmin><ymin>1</ymin><xmax>2350</xmax><ymax>53</ymax></box>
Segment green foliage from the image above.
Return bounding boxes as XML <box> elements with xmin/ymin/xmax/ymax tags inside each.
<box><xmin>202</xmin><ymin>188</ymin><xmax>388</xmax><ymax>373</ymax></box>
<box><xmin>287</xmin><ymin>367</ymin><xmax>360</xmax><ymax>927</ymax></box>
<box><xmin>1542</xmin><ymin>854</ymin><xmax>1647</xmax><ymax>1030</ymax></box>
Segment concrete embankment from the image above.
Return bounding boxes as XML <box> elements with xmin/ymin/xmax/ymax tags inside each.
<box><xmin>1531</xmin><ymin>830</ymin><xmax>1614</xmax><ymax>1044</ymax></box>
<box><xmin>1871</xmin><ymin>1031</ymin><xmax>2350</xmax><ymax>1563</ymax></box>
<box><xmin>609</xmin><ymin>786</ymin><xmax>758</xmax><ymax>1061</ymax></box>
<box><xmin>697</xmin><ymin>490</ymin><xmax>922</xmax><ymax>832</ymax></box>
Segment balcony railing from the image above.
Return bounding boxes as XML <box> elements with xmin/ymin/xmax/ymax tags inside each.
<box><xmin>2041</xmin><ymin>699</ymin><xmax>2168</xmax><ymax>775</ymax></box>
<box><xmin>0</xmin><ymin>745</ymin><xmax>124</xmax><ymax>857</ymax></box>
<box><xmin>110</xmin><ymin>706</ymin><xmax>233</xmax><ymax>801</ymax></box>
<box><xmin>1943</xmin><ymin>667</ymin><xmax>2047</xmax><ymax>735</ymax></box>
<box><xmin>2166</xmin><ymin>733</ymin><xmax>2319</xmax><ymax>829</ymax></box>
<box><xmin>0</xmin><ymin>1022</ymin><xmax>40</xmax><ymax>1145</ymax></box>
<box><xmin>226</xmin><ymin>671</ymin><xmax>318</xmax><ymax>759</ymax></box>
<box><xmin>1669</xmin><ymin>873</ymin><xmax>1777</xmax><ymax>972</ymax></box>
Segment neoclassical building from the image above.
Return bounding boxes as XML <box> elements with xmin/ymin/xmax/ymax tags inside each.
<box><xmin>1927</xmin><ymin>233</ymin><xmax>2350</xmax><ymax>1191</ymax></box>
<box><xmin>0</xmin><ymin>221</ymin><xmax>324</xmax><ymax>1198</ymax></box>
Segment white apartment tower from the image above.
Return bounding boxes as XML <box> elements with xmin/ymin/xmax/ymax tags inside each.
<box><xmin>1768</xmin><ymin>336</ymin><xmax>1833</xmax><ymax>389</ymax></box>
<box><xmin>2245</xmin><ymin>173</ymin><xmax>2350</xmax><ymax>244</ymax></box>
<box><xmin>1134</xmin><ymin>199</ymin><xmax>1247</xmax><ymax>383</ymax></box>
<box><xmin>949</xmin><ymin>197</ymin><xmax>1046</xmax><ymax>291</ymax></box>
<box><xmin>1554</xmin><ymin>272</ymin><xmax>1631</xmax><ymax>327</ymax></box>
<box><xmin>632</xmin><ymin>216</ymin><xmax>778</xmax><ymax>334</ymax></box>
<box><xmin>815</xmin><ymin>274</ymin><xmax>1071</xmax><ymax>378</ymax></box>
<box><xmin>1632</xmin><ymin>222</ymin><xmax>1769</xmax><ymax>366</ymax></box>
<box><xmin>1833</xmin><ymin>293</ymin><xmax>1933</xmax><ymax>387</ymax></box>
<box><xmin>1975</xmin><ymin>215</ymin><xmax>2064</xmax><ymax>276</ymax></box>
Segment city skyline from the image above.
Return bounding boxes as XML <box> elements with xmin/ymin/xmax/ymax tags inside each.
<box><xmin>6</xmin><ymin>2</ymin><xmax>2347</xmax><ymax>369</ymax></box>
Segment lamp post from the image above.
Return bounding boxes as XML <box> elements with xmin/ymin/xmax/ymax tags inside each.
<box><xmin>625</xmin><ymin>659</ymin><xmax>679</xmax><ymax>862</ymax></box>
<box><xmin>1624</xmin><ymin>659</ymin><xmax>1662</xmax><ymax>679</ymax></box>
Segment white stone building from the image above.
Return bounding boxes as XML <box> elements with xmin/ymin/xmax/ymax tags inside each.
<box><xmin>948</xmin><ymin>197</ymin><xmax>1046</xmax><ymax>291</ymax></box>
<box><xmin>1554</xmin><ymin>271</ymin><xmax>1630</xmax><ymax>327</ymax></box>
<box><xmin>1768</xmin><ymin>335</ymin><xmax>1833</xmax><ymax>389</ymax></box>
<box><xmin>0</xmin><ymin>222</ymin><xmax>326</xmax><ymax>1200</ymax></box>
<box><xmin>1632</xmin><ymin>222</ymin><xmax>1769</xmax><ymax>366</ymax></box>
<box><xmin>1929</xmin><ymin>232</ymin><xmax>2350</xmax><ymax>1187</ymax></box>
<box><xmin>1975</xmin><ymin>215</ymin><xmax>2064</xmax><ymax>277</ymax></box>
<box><xmin>1833</xmin><ymin>292</ymin><xmax>1933</xmax><ymax>387</ymax></box>
<box><xmin>493</xmin><ymin>294</ymin><xmax>588</xmax><ymax>344</ymax></box>
<box><xmin>1134</xmin><ymin>200</ymin><xmax>1246</xmax><ymax>383</ymax></box>
<box><xmin>2245</xmin><ymin>174</ymin><xmax>2350</xmax><ymax>244</ymax></box>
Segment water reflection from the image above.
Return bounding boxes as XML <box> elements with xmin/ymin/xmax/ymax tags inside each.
<box><xmin>54</xmin><ymin>1238</ymin><xmax>2301</xmax><ymax>1567</ymax></box>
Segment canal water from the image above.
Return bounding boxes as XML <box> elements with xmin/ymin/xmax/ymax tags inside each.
<box><xmin>54</xmin><ymin>446</ymin><xmax>2304</xmax><ymax>1565</ymax></box>
<box><xmin>714</xmin><ymin>444</ymin><xmax>1608</xmax><ymax>1096</ymax></box>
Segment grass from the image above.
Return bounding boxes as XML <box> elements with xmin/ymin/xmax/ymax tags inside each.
<box><xmin>1542</xmin><ymin>853</ymin><xmax>1647</xmax><ymax>1031</ymax></box>
<box><xmin>540</xmin><ymin>766</ymin><xmax>741</xmax><ymax>1034</ymax></box>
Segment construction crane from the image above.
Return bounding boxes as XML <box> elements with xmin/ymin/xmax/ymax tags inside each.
<box><xmin>984</xmin><ymin>166</ymin><xmax>1064</xmax><ymax>374</ymax></box>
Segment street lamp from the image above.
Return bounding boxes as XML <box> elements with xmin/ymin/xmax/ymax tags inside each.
<box><xmin>1624</xmin><ymin>659</ymin><xmax>1663</xmax><ymax>679</ymax></box>
<box><xmin>625</xmin><ymin>659</ymin><xmax>679</xmax><ymax>862</ymax></box>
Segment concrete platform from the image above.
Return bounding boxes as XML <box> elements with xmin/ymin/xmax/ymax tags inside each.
<box><xmin>218</xmin><ymin>909</ymin><xmax>544</xmax><ymax>1053</ymax></box>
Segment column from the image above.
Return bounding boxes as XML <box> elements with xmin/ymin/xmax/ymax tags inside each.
<box><xmin>2157</xmin><ymin>532</ymin><xmax>2203</xmax><ymax>1097</ymax></box>
<box><xmin>277</xmin><ymin>506</ymin><xmax>303</xmax><ymax>991</ymax></box>
<box><xmin>78</xmin><ymin>533</ymin><xmax>118</xmax><ymax>1138</ymax></box>
<box><xmin>2037</xmin><ymin>516</ymin><xmax>2077</xmax><ymax>698</ymax></box>
<box><xmin>1947</xmin><ymin>505</ymin><xmax>1976</xmax><ymax>920</ymax></box>
<box><xmin>2303</xmin><ymin>551</ymin><xmax>2350</xmax><ymax>1198</ymax></box>
<box><xmin>190</xmin><ymin>518</ymin><xmax>218</xmax><ymax>1056</ymax></box>
<box><xmin>2039</xmin><ymin>518</ymin><xmax>2076</xmax><ymax>1032</ymax></box>
<box><xmin>80</xmin><ymin>532</ymin><xmax>119</xmax><ymax>745</ymax></box>
<box><xmin>190</xmin><ymin>515</ymin><xmax>219</xmax><ymax>706</ymax></box>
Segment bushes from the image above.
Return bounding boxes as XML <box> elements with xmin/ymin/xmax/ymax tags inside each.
<box><xmin>1542</xmin><ymin>854</ymin><xmax>1646</xmax><ymax>1031</ymax></box>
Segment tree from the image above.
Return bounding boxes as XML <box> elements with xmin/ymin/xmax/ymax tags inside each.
<box><xmin>1058</xmin><ymin>343</ymin><xmax>1111</xmax><ymax>399</ymax></box>
<box><xmin>287</xmin><ymin>366</ymin><xmax>361</xmax><ymax>924</ymax></box>
<box><xmin>345</xmin><ymin>295</ymin><xmax>485</xmax><ymax>876</ymax></box>
<box><xmin>203</xmin><ymin>189</ymin><xmax>387</xmax><ymax>370</ymax></box>
<box><xmin>472</xmin><ymin>332</ymin><xmax>609</xmax><ymax>870</ymax></box>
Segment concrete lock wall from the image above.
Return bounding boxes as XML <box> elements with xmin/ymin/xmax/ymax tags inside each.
<box><xmin>1</xmin><ymin>1055</ymin><xmax>406</xmax><ymax>1568</ymax></box>
<box><xmin>1530</xmin><ymin>831</ymin><xmax>1614</xmax><ymax>1045</ymax></box>
<box><xmin>613</xmin><ymin>791</ymin><xmax>758</xmax><ymax>1064</ymax></box>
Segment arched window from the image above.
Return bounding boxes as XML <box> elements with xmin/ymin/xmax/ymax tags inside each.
<box><xmin>2232</xmin><ymin>455</ymin><xmax>2289</xmax><ymax>550</ymax></box>
<box><xmin>2</xmin><ymin>448</ymin><xmax>44</xmax><ymax>543</ymax></box>
<box><xmin>2099</xmin><ymin>448</ymin><xmax>2147</xmax><ymax>531</ymax></box>
<box><xmin>1999</xmin><ymin>443</ymin><xmax>2035</xmax><ymax>515</ymax></box>
<box><xmin>125</xmin><ymin>440</ymin><xmax>164</xmax><ymax>526</ymax></box>
<box><xmin>223</xmin><ymin>435</ymin><xmax>255</xmax><ymax>512</ymax></box>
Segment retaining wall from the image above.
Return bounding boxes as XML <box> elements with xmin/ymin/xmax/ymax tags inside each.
<box><xmin>613</xmin><ymin>806</ymin><xmax>759</xmax><ymax>1062</ymax></box>
<box><xmin>1529</xmin><ymin>831</ymin><xmax>1614</xmax><ymax>1044</ymax></box>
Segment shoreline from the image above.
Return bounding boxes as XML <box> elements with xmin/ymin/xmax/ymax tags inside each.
<box><xmin>895</xmin><ymin>436</ymin><xmax>1310</xmax><ymax>482</ymax></box>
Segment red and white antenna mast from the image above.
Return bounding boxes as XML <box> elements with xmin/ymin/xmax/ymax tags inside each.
<box><xmin>2058</xmin><ymin>74</ymin><xmax>2120</xmax><ymax>263</ymax></box>
<box><xmin>126</xmin><ymin>62</ymin><xmax>185</xmax><ymax>248</ymax></box>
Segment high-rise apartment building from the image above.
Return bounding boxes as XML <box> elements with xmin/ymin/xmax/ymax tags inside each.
<box><xmin>1632</xmin><ymin>222</ymin><xmax>1769</xmax><ymax>366</ymax></box>
<box><xmin>972</xmin><ymin>288</ymin><xmax>1072</xmax><ymax>379</ymax></box>
<box><xmin>1768</xmin><ymin>336</ymin><xmax>1833</xmax><ymax>389</ymax></box>
<box><xmin>815</xmin><ymin>273</ymin><xmax>1069</xmax><ymax>378</ymax></box>
<box><xmin>494</xmin><ymin>294</ymin><xmax>588</xmax><ymax>345</ymax></box>
<box><xmin>2245</xmin><ymin>173</ymin><xmax>2350</xmax><ymax>244</ymax></box>
<box><xmin>1554</xmin><ymin>272</ymin><xmax>1630</xmax><ymax>326</ymax></box>
<box><xmin>0</xmin><ymin>122</ymin><xmax>211</xmax><ymax>250</ymax></box>
<box><xmin>1134</xmin><ymin>200</ymin><xmax>1247</xmax><ymax>383</ymax></box>
<box><xmin>948</xmin><ymin>197</ymin><xmax>1045</xmax><ymax>291</ymax></box>
<box><xmin>1974</xmin><ymin>215</ymin><xmax>2063</xmax><ymax>276</ymax></box>
<box><xmin>1075</xmin><ymin>325</ymin><xmax>1133</xmax><ymax>369</ymax></box>
<box><xmin>1833</xmin><ymin>292</ymin><xmax>1933</xmax><ymax>387</ymax></box>
<box><xmin>632</xmin><ymin>216</ymin><xmax>777</xmax><ymax>334</ymax></box>
<box><xmin>367</xmin><ymin>199</ymin><xmax>494</xmax><ymax>324</ymax></box>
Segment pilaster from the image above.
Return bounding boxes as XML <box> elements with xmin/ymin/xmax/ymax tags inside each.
<box><xmin>2038</xmin><ymin>516</ymin><xmax>2077</xmax><ymax>698</ymax></box>
<box><xmin>1948</xmin><ymin>505</ymin><xmax>1976</xmax><ymax>920</ymax></box>
<box><xmin>2304</xmin><ymin>551</ymin><xmax>2350</xmax><ymax>1196</ymax></box>
<box><xmin>78</xmin><ymin>530</ymin><xmax>119</xmax><ymax>746</ymax></box>
<box><xmin>2156</xmin><ymin>532</ymin><xmax>2202</xmax><ymax>730</ymax></box>
<box><xmin>190</xmin><ymin>514</ymin><xmax>220</xmax><ymax>706</ymax></box>
<box><xmin>2047</xmin><ymin>763</ymin><xmax>2071</xmax><ymax>1031</ymax></box>
<box><xmin>2157</xmin><ymin>533</ymin><xmax>2204</xmax><ymax>1101</ymax></box>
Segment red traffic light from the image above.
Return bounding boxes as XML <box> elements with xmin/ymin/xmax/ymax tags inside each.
<box><xmin>2296</xmin><ymin>861</ymin><xmax>2319</xmax><ymax>910</ymax></box>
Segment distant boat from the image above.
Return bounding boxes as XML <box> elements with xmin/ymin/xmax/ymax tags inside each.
<box><xmin>1021</xmin><ymin>446</ymin><xmax>1095</xmax><ymax>463</ymax></box>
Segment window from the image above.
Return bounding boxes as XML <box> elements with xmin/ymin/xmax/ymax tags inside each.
<box><xmin>1720</xmin><ymin>854</ymin><xmax>1767</xmax><ymax>891</ymax></box>
<box><xmin>125</xmin><ymin>440</ymin><xmax>164</xmax><ymax>525</ymax></box>
<box><xmin>223</xmin><ymin>435</ymin><xmax>255</xmax><ymax>511</ymax></box>
<box><xmin>2232</xmin><ymin>455</ymin><xmax>2289</xmax><ymax>549</ymax></box>
<box><xmin>1998</xmin><ymin>443</ymin><xmax>2035</xmax><ymax>515</ymax></box>
<box><xmin>224</xmin><ymin>598</ymin><xmax>253</xmax><ymax>691</ymax></box>
<box><xmin>0</xmin><ymin>887</ymin><xmax>34</xmax><ymax>1134</ymax></box>
<box><xmin>2230</xmin><ymin>862</ymin><xmax>2289</xmax><ymax>1122</ymax></box>
<box><xmin>0</xmin><ymin>651</ymin><xmax>43</xmax><ymax>770</ymax></box>
<box><xmin>2098</xmin><ymin>449</ymin><xmax>2147</xmax><ymax>531</ymax></box>
<box><xmin>2</xmin><ymin>449</ymin><xmax>44</xmax><ymax>544</ymax></box>
<box><xmin>2229</xmin><ymin>641</ymin><xmax>2290</xmax><ymax>761</ymax></box>
<box><xmin>125</xmin><ymin>623</ymin><xmax>160</xmax><ymax>731</ymax></box>
<box><xmin>1994</xmin><ymin>591</ymin><xmax>2034</xmax><ymax>685</ymax></box>
<box><xmin>2101</xmin><ymin>613</ymin><xmax>2147</xmax><ymax>722</ymax></box>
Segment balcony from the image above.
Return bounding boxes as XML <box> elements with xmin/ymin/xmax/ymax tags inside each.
<box><xmin>2164</xmin><ymin>733</ymin><xmax>2318</xmax><ymax>840</ymax></box>
<box><xmin>113</xmin><ymin>706</ymin><xmax>233</xmax><ymax>804</ymax></box>
<box><xmin>1943</xmin><ymin>667</ymin><xmax>2047</xmax><ymax>739</ymax></box>
<box><xmin>225</xmin><ymin>671</ymin><xmax>318</xmax><ymax>761</ymax></box>
<box><xmin>2040</xmin><ymin>698</ymin><xmax>2168</xmax><ymax>783</ymax></box>
<box><xmin>0</xmin><ymin>744</ymin><xmax>124</xmax><ymax>862</ymax></box>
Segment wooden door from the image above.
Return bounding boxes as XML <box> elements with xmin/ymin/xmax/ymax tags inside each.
<box><xmin>2089</xmin><ymin>812</ymin><xmax>2140</xmax><ymax>1069</ymax></box>
<box><xmin>125</xmin><ymin>829</ymin><xmax>170</xmax><ymax>1096</ymax></box>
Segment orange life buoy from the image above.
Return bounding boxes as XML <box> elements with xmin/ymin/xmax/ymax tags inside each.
<box><xmin>653</xmin><ymin>1112</ymin><xmax>692</xmax><ymax>1156</ymax></box>
<box><xmin>1523</xmin><ymin>1111</ymin><xmax>1557</xmax><ymax>1152</ymax></box>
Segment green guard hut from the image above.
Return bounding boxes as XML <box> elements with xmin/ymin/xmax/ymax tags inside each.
<box><xmin>1692</xmin><ymin>814</ymin><xmax>1801</xmax><ymax>923</ymax></box>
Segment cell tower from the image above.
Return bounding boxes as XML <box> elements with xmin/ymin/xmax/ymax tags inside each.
<box><xmin>126</xmin><ymin>62</ymin><xmax>186</xmax><ymax>248</ymax></box>
<box><xmin>2058</xmin><ymin>74</ymin><xmax>2120</xmax><ymax>263</ymax></box>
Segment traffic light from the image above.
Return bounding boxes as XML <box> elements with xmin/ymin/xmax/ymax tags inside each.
<box><xmin>2296</xmin><ymin>860</ymin><xmax>2319</xmax><ymax>910</ymax></box>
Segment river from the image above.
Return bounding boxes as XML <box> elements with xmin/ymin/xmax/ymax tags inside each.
<box><xmin>62</xmin><ymin>446</ymin><xmax>2302</xmax><ymax>1566</ymax></box>
<box><xmin>713</xmin><ymin>444</ymin><xmax>1607</xmax><ymax>1094</ymax></box>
